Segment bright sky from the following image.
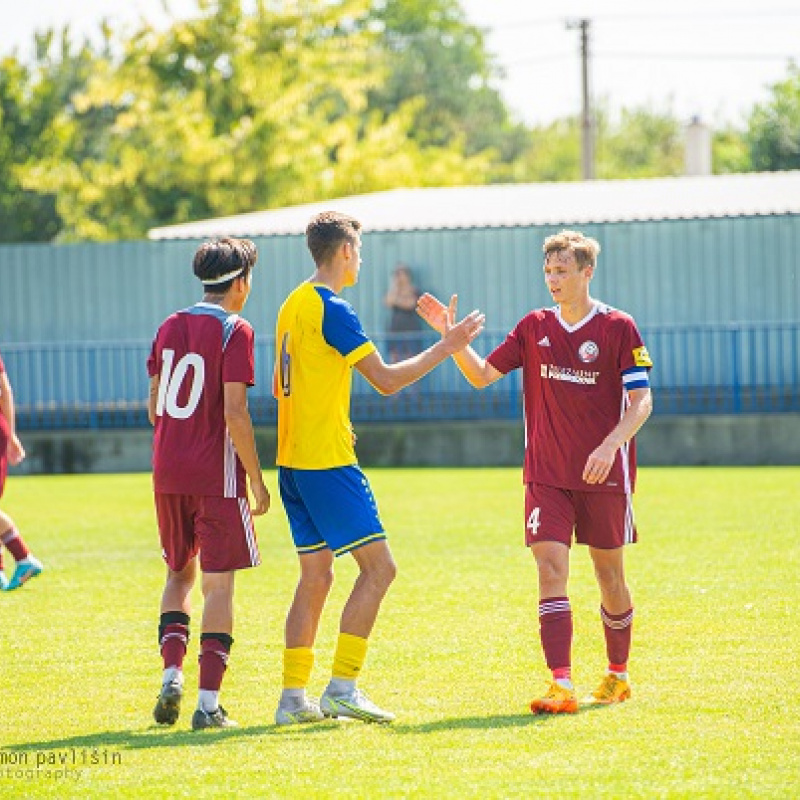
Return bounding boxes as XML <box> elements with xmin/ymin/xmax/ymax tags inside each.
<box><xmin>4</xmin><ymin>0</ymin><xmax>799</xmax><ymax>128</ymax></box>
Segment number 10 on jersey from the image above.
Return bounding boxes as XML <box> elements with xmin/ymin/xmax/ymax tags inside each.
<box><xmin>156</xmin><ymin>348</ymin><xmax>205</xmax><ymax>419</ymax></box>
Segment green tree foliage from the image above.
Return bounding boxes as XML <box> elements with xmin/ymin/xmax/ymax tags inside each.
<box><xmin>712</xmin><ymin>126</ymin><xmax>751</xmax><ymax>174</ymax></box>
<box><xmin>746</xmin><ymin>62</ymin><xmax>800</xmax><ymax>171</ymax></box>
<box><xmin>513</xmin><ymin>105</ymin><xmax>686</xmax><ymax>182</ymax></box>
<box><xmin>21</xmin><ymin>0</ymin><xmax>491</xmax><ymax>241</ymax></box>
<box><xmin>514</xmin><ymin>105</ymin><xmax>756</xmax><ymax>181</ymax></box>
<box><xmin>512</xmin><ymin>118</ymin><xmax>582</xmax><ymax>182</ymax></box>
<box><xmin>1</xmin><ymin>2</ymin><xmax>788</xmax><ymax>242</ymax></box>
<box><xmin>0</xmin><ymin>30</ymin><xmax>99</xmax><ymax>241</ymax></box>
<box><xmin>368</xmin><ymin>0</ymin><xmax>528</xmax><ymax>167</ymax></box>
<box><xmin>598</xmin><ymin>107</ymin><xmax>684</xmax><ymax>178</ymax></box>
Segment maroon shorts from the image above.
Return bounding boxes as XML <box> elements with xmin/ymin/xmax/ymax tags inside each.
<box><xmin>154</xmin><ymin>493</ymin><xmax>261</xmax><ymax>573</ymax></box>
<box><xmin>524</xmin><ymin>482</ymin><xmax>637</xmax><ymax>550</ymax></box>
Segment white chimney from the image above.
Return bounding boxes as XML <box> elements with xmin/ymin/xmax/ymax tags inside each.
<box><xmin>685</xmin><ymin>117</ymin><xmax>712</xmax><ymax>176</ymax></box>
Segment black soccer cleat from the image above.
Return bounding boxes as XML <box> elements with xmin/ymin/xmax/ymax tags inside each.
<box><xmin>153</xmin><ymin>679</ymin><xmax>183</xmax><ymax>725</ymax></box>
<box><xmin>191</xmin><ymin>705</ymin><xmax>238</xmax><ymax>730</ymax></box>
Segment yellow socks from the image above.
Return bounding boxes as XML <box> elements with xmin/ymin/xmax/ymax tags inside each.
<box><xmin>283</xmin><ymin>635</ymin><xmax>368</xmax><ymax>691</ymax></box>
<box><xmin>331</xmin><ymin>633</ymin><xmax>368</xmax><ymax>680</ymax></box>
<box><xmin>283</xmin><ymin>647</ymin><xmax>314</xmax><ymax>689</ymax></box>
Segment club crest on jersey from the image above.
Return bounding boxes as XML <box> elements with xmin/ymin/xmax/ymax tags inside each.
<box><xmin>578</xmin><ymin>340</ymin><xmax>599</xmax><ymax>363</ymax></box>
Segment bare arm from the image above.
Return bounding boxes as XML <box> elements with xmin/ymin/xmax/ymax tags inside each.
<box><xmin>582</xmin><ymin>387</ymin><xmax>653</xmax><ymax>485</ymax></box>
<box><xmin>355</xmin><ymin>346</ymin><xmax>450</xmax><ymax>395</ymax></box>
<box><xmin>416</xmin><ymin>293</ymin><xmax>503</xmax><ymax>389</ymax></box>
<box><xmin>148</xmin><ymin>375</ymin><xmax>159</xmax><ymax>426</ymax></box>
<box><xmin>356</xmin><ymin>295</ymin><xmax>484</xmax><ymax>395</ymax></box>
<box><xmin>0</xmin><ymin>371</ymin><xmax>25</xmax><ymax>465</ymax></box>
<box><xmin>224</xmin><ymin>382</ymin><xmax>270</xmax><ymax>515</ymax></box>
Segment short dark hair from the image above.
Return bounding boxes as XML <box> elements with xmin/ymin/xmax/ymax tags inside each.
<box><xmin>306</xmin><ymin>211</ymin><xmax>361</xmax><ymax>266</ymax></box>
<box><xmin>193</xmin><ymin>237</ymin><xmax>258</xmax><ymax>293</ymax></box>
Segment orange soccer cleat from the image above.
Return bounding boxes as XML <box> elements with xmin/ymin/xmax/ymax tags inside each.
<box><xmin>530</xmin><ymin>682</ymin><xmax>578</xmax><ymax>715</ymax></box>
<box><xmin>583</xmin><ymin>674</ymin><xmax>631</xmax><ymax>705</ymax></box>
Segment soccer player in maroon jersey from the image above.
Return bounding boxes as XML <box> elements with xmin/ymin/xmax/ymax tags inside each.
<box><xmin>0</xmin><ymin>353</ymin><xmax>44</xmax><ymax>591</ymax></box>
<box><xmin>147</xmin><ymin>237</ymin><xmax>270</xmax><ymax>730</ymax></box>
<box><xmin>417</xmin><ymin>230</ymin><xmax>653</xmax><ymax>713</ymax></box>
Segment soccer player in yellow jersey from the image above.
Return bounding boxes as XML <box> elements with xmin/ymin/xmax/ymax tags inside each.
<box><xmin>273</xmin><ymin>211</ymin><xmax>484</xmax><ymax>725</ymax></box>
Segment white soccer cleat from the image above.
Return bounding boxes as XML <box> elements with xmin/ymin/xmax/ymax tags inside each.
<box><xmin>275</xmin><ymin>699</ymin><xmax>326</xmax><ymax>726</ymax></box>
<box><xmin>319</xmin><ymin>687</ymin><xmax>395</xmax><ymax>724</ymax></box>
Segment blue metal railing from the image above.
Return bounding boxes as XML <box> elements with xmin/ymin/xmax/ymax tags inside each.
<box><xmin>2</xmin><ymin>322</ymin><xmax>798</xmax><ymax>432</ymax></box>
<box><xmin>643</xmin><ymin>322</ymin><xmax>800</xmax><ymax>414</ymax></box>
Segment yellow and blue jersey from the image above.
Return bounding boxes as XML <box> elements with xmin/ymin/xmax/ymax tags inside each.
<box><xmin>275</xmin><ymin>282</ymin><xmax>375</xmax><ymax>468</ymax></box>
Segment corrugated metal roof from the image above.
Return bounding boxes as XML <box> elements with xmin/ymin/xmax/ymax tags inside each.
<box><xmin>148</xmin><ymin>171</ymin><xmax>800</xmax><ymax>240</ymax></box>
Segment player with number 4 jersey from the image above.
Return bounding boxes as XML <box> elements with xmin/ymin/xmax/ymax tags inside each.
<box><xmin>417</xmin><ymin>230</ymin><xmax>653</xmax><ymax>715</ymax></box>
<box><xmin>147</xmin><ymin>237</ymin><xmax>269</xmax><ymax>731</ymax></box>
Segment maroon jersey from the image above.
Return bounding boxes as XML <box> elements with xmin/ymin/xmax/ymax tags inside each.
<box><xmin>147</xmin><ymin>303</ymin><xmax>255</xmax><ymax>497</ymax></box>
<box><xmin>487</xmin><ymin>303</ymin><xmax>652</xmax><ymax>494</ymax></box>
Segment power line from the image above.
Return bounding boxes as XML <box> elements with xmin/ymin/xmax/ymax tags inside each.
<box><xmin>585</xmin><ymin>9</ymin><xmax>800</xmax><ymax>22</ymax></box>
<box><xmin>489</xmin><ymin>9</ymin><xmax>800</xmax><ymax>31</ymax></box>
<box><xmin>505</xmin><ymin>52</ymin><xmax>797</xmax><ymax>67</ymax></box>
<box><xmin>598</xmin><ymin>52</ymin><xmax>797</xmax><ymax>62</ymax></box>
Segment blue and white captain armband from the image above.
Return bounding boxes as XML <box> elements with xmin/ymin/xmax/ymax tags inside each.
<box><xmin>622</xmin><ymin>367</ymin><xmax>650</xmax><ymax>391</ymax></box>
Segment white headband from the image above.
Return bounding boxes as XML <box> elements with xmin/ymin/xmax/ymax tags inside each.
<box><xmin>201</xmin><ymin>268</ymin><xmax>244</xmax><ymax>285</ymax></box>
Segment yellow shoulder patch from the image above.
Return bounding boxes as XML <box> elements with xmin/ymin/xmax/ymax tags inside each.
<box><xmin>632</xmin><ymin>346</ymin><xmax>653</xmax><ymax>368</ymax></box>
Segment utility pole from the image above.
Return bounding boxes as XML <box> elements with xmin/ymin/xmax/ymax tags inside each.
<box><xmin>566</xmin><ymin>18</ymin><xmax>594</xmax><ymax>180</ymax></box>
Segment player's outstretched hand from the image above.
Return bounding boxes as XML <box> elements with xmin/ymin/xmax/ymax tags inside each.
<box><xmin>250</xmin><ymin>477</ymin><xmax>271</xmax><ymax>516</ymax></box>
<box><xmin>441</xmin><ymin>294</ymin><xmax>485</xmax><ymax>355</ymax></box>
<box><xmin>416</xmin><ymin>292</ymin><xmax>448</xmax><ymax>334</ymax></box>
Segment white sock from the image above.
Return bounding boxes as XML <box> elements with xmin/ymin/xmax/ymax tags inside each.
<box><xmin>555</xmin><ymin>678</ymin><xmax>574</xmax><ymax>690</ymax></box>
<box><xmin>162</xmin><ymin>667</ymin><xmax>183</xmax><ymax>686</ymax></box>
<box><xmin>198</xmin><ymin>690</ymin><xmax>219</xmax><ymax>713</ymax></box>
<box><xmin>280</xmin><ymin>688</ymin><xmax>306</xmax><ymax>709</ymax></box>
<box><xmin>327</xmin><ymin>677</ymin><xmax>355</xmax><ymax>696</ymax></box>
<box><xmin>609</xmin><ymin>670</ymin><xmax>629</xmax><ymax>682</ymax></box>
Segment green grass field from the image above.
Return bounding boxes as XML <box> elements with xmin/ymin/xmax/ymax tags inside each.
<box><xmin>1</xmin><ymin>467</ymin><xmax>798</xmax><ymax>798</ymax></box>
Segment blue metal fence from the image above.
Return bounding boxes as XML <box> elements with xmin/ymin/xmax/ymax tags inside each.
<box><xmin>2</xmin><ymin>322</ymin><xmax>798</xmax><ymax>432</ymax></box>
<box><xmin>644</xmin><ymin>322</ymin><xmax>800</xmax><ymax>414</ymax></box>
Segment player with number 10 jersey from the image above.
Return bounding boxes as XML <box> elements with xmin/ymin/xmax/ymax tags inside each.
<box><xmin>148</xmin><ymin>304</ymin><xmax>255</xmax><ymax>498</ymax></box>
<box><xmin>146</xmin><ymin>237</ymin><xmax>268</xmax><ymax>732</ymax></box>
